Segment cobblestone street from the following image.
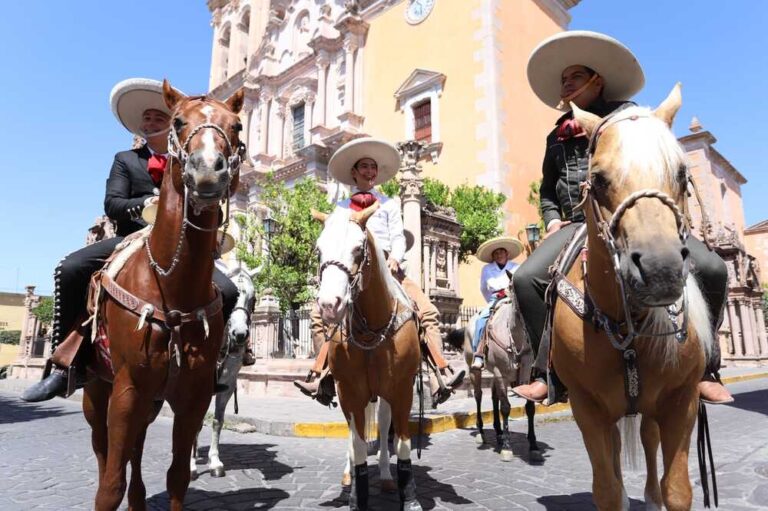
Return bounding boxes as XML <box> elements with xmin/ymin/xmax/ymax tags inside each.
<box><xmin>1</xmin><ymin>378</ymin><xmax>766</xmax><ymax>510</ymax></box>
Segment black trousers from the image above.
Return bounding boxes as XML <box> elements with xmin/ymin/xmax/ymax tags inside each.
<box><xmin>51</xmin><ymin>237</ymin><xmax>238</xmax><ymax>351</ymax></box>
<box><xmin>513</xmin><ymin>222</ymin><xmax>727</xmax><ymax>379</ymax></box>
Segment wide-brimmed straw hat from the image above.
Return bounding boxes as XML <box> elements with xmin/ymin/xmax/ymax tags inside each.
<box><xmin>527</xmin><ymin>30</ymin><xmax>644</xmax><ymax>110</ymax></box>
<box><xmin>328</xmin><ymin>137</ymin><xmax>401</xmax><ymax>187</ymax></box>
<box><xmin>110</xmin><ymin>78</ymin><xmax>178</xmax><ymax>136</ymax></box>
<box><xmin>476</xmin><ymin>236</ymin><xmax>524</xmax><ymax>263</ymax></box>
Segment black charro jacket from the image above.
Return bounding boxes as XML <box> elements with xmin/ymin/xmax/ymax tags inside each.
<box><xmin>539</xmin><ymin>98</ymin><xmax>635</xmax><ymax>227</ymax></box>
<box><xmin>103</xmin><ymin>145</ymin><xmax>159</xmax><ymax>236</ymax></box>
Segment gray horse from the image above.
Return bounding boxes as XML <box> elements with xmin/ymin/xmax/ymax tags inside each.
<box><xmin>191</xmin><ymin>266</ymin><xmax>256</xmax><ymax>479</ymax></box>
<box><xmin>448</xmin><ymin>285</ymin><xmax>542</xmax><ymax>462</ymax></box>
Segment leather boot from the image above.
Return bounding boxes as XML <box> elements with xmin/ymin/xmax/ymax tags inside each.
<box><xmin>511</xmin><ymin>379</ymin><xmax>548</xmax><ymax>403</ymax></box>
<box><xmin>293</xmin><ymin>370</ymin><xmax>336</xmax><ymax>407</ymax></box>
<box><xmin>20</xmin><ymin>366</ymin><xmax>68</xmax><ymax>402</ymax></box>
<box><xmin>242</xmin><ymin>347</ymin><xmax>256</xmax><ymax>366</ymax></box>
<box><xmin>698</xmin><ymin>380</ymin><xmax>734</xmax><ymax>405</ymax></box>
<box><xmin>442</xmin><ymin>367</ymin><xmax>465</xmax><ymax>389</ymax></box>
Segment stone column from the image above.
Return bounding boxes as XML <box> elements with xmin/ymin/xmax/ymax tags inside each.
<box><xmin>397</xmin><ymin>141</ymin><xmax>426</xmax><ymax>287</ymax></box>
<box><xmin>315</xmin><ymin>52</ymin><xmax>329</xmax><ymax>126</ymax></box>
<box><xmin>258</xmin><ymin>96</ymin><xmax>270</xmax><ymax>154</ymax></box>
<box><xmin>754</xmin><ymin>302</ymin><xmax>768</xmax><ymax>355</ymax></box>
<box><xmin>353</xmin><ymin>44</ymin><xmax>364</xmax><ymax>114</ymax></box>
<box><xmin>452</xmin><ymin>249</ymin><xmax>460</xmax><ymax>295</ymax></box>
<box><xmin>251</xmin><ymin>291</ymin><xmax>281</xmax><ymax>359</ymax></box>
<box><xmin>272</xmin><ymin>98</ymin><xmax>286</xmax><ymax>158</ymax></box>
<box><xmin>429</xmin><ymin>239</ymin><xmax>438</xmax><ymax>290</ymax></box>
<box><xmin>724</xmin><ymin>300</ymin><xmax>738</xmax><ymax>355</ymax></box>
<box><xmin>422</xmin><ymin>239</ymin><xmax>430</xmax><ymax>291</ymax></box>
<box><xmin>343</xmin><ymin>38</ymin><xmax>356</xmax><ymax>112</ymax></box>
<box><xmin>304</xmin><ymin>94</ymin><xmax>315</xmax><ymax>146</ymax></box>
<box><xmin>446</xmin><ymin>246</ymin><xmax>454</xmax><ymax>290</ymax></box>
<box><xmin>738</xmin><ymin>299</ymin><xmax>757</xmax><ymax>356</ymax></box>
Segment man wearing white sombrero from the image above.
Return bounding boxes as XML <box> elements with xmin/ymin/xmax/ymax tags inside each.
<box><xmin>510</xmin><ymin>31</ymin><xmax>732</xmax><ymax>405</ymax></box>
<box><xmin>294</xmin><ymin>137</ymin><xmax>465</xmax><ymax>406</ymax></box>
<box><xmin>22</xmin><ymin>78</ymin><xmax>241</xmax><ymax>402</ymax></box>
<box><xmin>470</xmin><ymin>236</ymin><xmax>523</xmax><ymax>369</ymax></box>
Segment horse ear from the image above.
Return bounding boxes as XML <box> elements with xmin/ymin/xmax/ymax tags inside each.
<box><xmin>162</xmin><ymin>79</ymin><xmax>185</xmax><ymax>111</ymax></box>
<box><xmin>653</xmin><ymin>82</ymin><xmax>682</xmax><ymax>128</ymax></box>
<box><xmin>226</xmin><ymin>89</ymin><xmax>245</xmax><ymax>114</ymax></box>
<box><xmin>352</xmin><ymin>202</ymin><xmax>380</xmax><ymax>228</ymax></box>
<box><xmin>311</xmin><ymin>209</ymin><xmax>328</xmax><ymax>223</ymax></box>
<box><xmin>571</xmin><ymin>102</ymin><xmax>602</xmax><ymax>138</ymax></box>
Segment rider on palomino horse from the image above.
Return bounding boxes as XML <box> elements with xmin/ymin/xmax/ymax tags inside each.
<box><xmin>510</xmin><ymin>31</ymin><xmax>733</xmax><ymax>405</ymax></box>
<box><xmin>21</xmin><ymin>78</ymin><xmax>251</xmax><ymax>403</ymax></box>
<box><xmin>470</xmin><ymin>236</ymin><xmax>522</xmax><ymax>370</ymax></box>
<box><xmin>294</xmin><ymin>137</ymin><xmax>465</xmax><ymax>406</ymax></box>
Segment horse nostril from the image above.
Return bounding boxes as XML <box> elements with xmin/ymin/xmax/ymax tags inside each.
<box><xmin>631</xmin><ymin>252</ymin><xmax>642</xmax><ymax>269</ymax></box>
<box><xmin>681</xmin><ymin>246</ymin><xmax>690</xmax><ymax>261</ymax></box>
<box><xmin>214</xmin><ymin>155</ymin><xmax>226</xmax><ymax>172</ymax></box>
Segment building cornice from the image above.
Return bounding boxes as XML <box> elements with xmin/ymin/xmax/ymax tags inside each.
<box><xmin>533</xmin><ymin>0</ymin><xmax>581</xmax><ymax>28</ymax></box>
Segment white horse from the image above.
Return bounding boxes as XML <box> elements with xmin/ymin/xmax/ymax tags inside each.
<box><xmin>341</xmin><ymin>401</ymin><xmax>398</xmax><ymax>493</ymax></box>
<box><xmin>191</xmin><ymin>265</ymin><xmax>256</xmax><ymax>479</ymax></box>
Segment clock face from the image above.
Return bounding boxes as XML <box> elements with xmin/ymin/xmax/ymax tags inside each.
<box><xmin>406</xmin><ymin>0</ymin><xmax>435</xmax><ymax>25</ymax></box>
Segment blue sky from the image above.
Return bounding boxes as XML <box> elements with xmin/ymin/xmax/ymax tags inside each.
<box><xmin>1</xmin><ymin>1</ymin><xmax>765</xmax><ymax>295</ymax></box>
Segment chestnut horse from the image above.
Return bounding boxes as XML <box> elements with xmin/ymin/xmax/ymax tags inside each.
<box><xmin>82</xmin><ymin>81</ymin><xmax>245</xmax><ymax>511</ymax></box>
<box><xmin>551</xmin><ymin>84</ymin><xmax>712</xmax><ymax>511</ymax></box>
<box><xmin>313</xmin><ymin>204</ymin><xmax>423</xmax><ymax>511</ymax></box>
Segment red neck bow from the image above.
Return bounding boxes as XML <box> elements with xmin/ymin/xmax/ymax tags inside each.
<box><xmin>350</xmin><ymin>191</ymin><xmax>377</xmax><ymax>212</ymax></box>
<box><xmin>556</xmin><ymin>117</ymin><xmax>586</xmax><ymax>142</ymax></box>
<box><xmin>147</xmin><ymin>154</ymin><xmax>168</xmax><ymax>186</ymax></box>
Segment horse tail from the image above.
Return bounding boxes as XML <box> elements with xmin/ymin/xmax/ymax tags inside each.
<box><xmin>445</xmin><ymin>328</ymin><xmax>465</xmax><ymax>351</ymax></box>
<box><xmin>620</xmin><ymin>415</ymin><xmax>642</xmax><ymax>471</ymax></box>
<box><xmin>364</xmin><ymin>399</ymin><xmax>378</xmax><ymax>448</ymax></box>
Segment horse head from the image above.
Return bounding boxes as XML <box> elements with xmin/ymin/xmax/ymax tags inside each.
<box><xmin>228</xmin><ymin>267</ymin><xmax>256</xmax><ymax>347</ymax></box>
<box><xmin>573</xmin><ymin>83</ymin><xmax>689</xmax><ymax>307</ymax></box>
<box><xmin>313</xmin><ymin>204</ymin><xmax>379</xmax><ymax>324</ymax></box>
<box><xmin>162</xmin><ymin>80</ymin><xmax>245</xmax><ymax>210</ymax></box>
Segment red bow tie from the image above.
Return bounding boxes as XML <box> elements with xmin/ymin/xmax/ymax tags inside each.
<box><xmin>147</xmin><ymin>154</ymin><xmax>167</xmax><ymax>186</ymax></box>
<box><xmin>350</xmin><ymin>191</ymin><xmax>377</xmax><ymax>212</ymax></box>
<box><xmin>556</xmin><ymin>117</ymin><xmax>586</xmax><ymax>142</ymax></box>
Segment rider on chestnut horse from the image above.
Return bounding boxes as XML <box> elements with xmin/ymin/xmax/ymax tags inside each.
<box><xmin>509</xmin><ymin>30</ymin><xmax>733</xmax><ymax>405</ymax></box>
<box><xmin>21</xmin><ymin>78</ymin><xmax>249</xmax><ymax>403</ymax></box>
<box><xmin>294</xmin><ymin>137</ymin><xmax>465</xmax><ymax>406</ymax></box>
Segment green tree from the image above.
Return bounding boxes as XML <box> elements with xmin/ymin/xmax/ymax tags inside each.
<box><xmin>527</xmin><ymin>180</ymin><xmax>546</xmax><ymax>232</ymax></box>
<box><xmin>449</xmin><ymin>183</ymin><xmax>506</xmax><ymax>262</ymax></box>
<box><xmin>235</xmin><ymin>175</ymin><xmax>333</xmax><ymax>312</ymax></box>
<box><xmin>32</xmin><ymin>296</ymin><xmax>53</xmax><ymax>325</ymax></box>
<box><xmin>378</xmin><ymin>179</ymin><xmax>400</xmax><ymax>198</ymax></box>
<box><xmin>0</xmin><ymin>330</ymin><xmax>21</xmax><ymax>345</ymax></box>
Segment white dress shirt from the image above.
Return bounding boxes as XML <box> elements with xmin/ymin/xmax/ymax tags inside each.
<box><xmin>336</xmin><ymin>188</ymin><xmax>406</xmax><ymax>263</ymax></box>
<box><xmin>480</xmin><ymin>260</ymin><xmax>519</xmax><ymax>303</ymax></box>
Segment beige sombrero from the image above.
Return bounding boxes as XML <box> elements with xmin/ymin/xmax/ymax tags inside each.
<box><xmin>476</xmin><ymin>236</ymin><xmax>524</xmax><ymax>263</ymax></box>
<box><xmin>328</xmin><ymin>137</ymin><xmax>401</xmax><ymax>187</ymax></box>
<box><xmin>141</xmin><ymin>203</ymin><xmax>235</xmax><ymax>254</ymax></box>
<box><xmin>527</xmin><ymin>30</ymin><xmax>644</xmax><ymax>110</ymax></box>
<box><xmin>110</xmin><ymin>78</ymin><xmax>179</xmax><ymax>136</ymax></box>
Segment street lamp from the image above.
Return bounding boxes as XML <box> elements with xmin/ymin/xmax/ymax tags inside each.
<box><xmin>525</xmin><ymin>223</ymin><xmax>541</xmax><ymax>248</ymax></box>
<box><xmin>262</xmin><ymin>215</ymin><xmax>278</xmax><ymax>246</ymax></box>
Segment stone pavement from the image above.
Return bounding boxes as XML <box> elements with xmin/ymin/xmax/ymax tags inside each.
<box><xmin>1</xmin><ymin>377</ymin><xmax>766</xmax><ymax>510</ymax></box>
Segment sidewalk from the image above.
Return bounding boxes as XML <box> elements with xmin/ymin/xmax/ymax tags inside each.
<box><xmin>2</xmin><ymin>366</ymin><xmax>766</xmax><ymax>439</ymax></box>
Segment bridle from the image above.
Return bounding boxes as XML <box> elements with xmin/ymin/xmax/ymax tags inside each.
<box><xmin>583</xmin><ymin>111</ymin><xmax>690</xmax><ymax>351</ymax></box>
<box><xmin>317</xmin><ymin>220</ymin><xmax>404</xmax><ymax>351</ymax></box>
<box><xmin>145</xmin><ymin>102</ymin><xmax>246</xmax><ymax>278</ymax></box>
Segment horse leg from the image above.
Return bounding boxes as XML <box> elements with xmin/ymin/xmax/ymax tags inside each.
<box><xmin>525</xmin><ymin>400</ymin><xmax>543</xmax><ymax>462</ymax></box>
<box><xmin>126</xmin><ymin>422</ymin><xmax>150</xmax><ymax>511</ymax></box>
<box><xmin>95</xmin><ymin>377</ymin><xmax>154</xmax><ymax>511</ymax></box>
<box><xmin>209</xmin><ymin>380</ymin><xmax>235</xmax><ymax>478</ymax></box>
<box><xmin>658</xmin><ymin>389</ymin><xmax>698</xmax><ymax>511</ymax></box>
<box><xmin>472</xmin><ymin>369</ymin><xmax>484</xmax><ymax>444</ymax></box>
<box><xmin>569</xmin><ymin>392</ymin><xmax>626</xmax><ymax>511</ymax></box>
<box><xmin>190</xmin><ymin>434</ymin><xmax>199</xmax><ymax>481</ymax></box>
<box><xmin>641</xmin><ymin>415</ymin><xmax>662</xmax><ymax>510</ymax></box>
<box><xmin>390</xmin><ymin>397</ymin><xmax>422</xmax><ymax>511</ymax></box>
<box><xmin>498</xmin><ymin>379</ymin><xmax>513</xmax><ymax>462</ymax></box>
<box><xmin>378</xmin><ymin>399</ymin><xmax>396</xmax><ymax>493</ymax></box>
<box><xmin>167</xmin><ymin>394</ymin><xmax>211</xmax><ymax>511</ymax></box>
<box><xmin>491</xmin><ymin>379</ymin><xmax>502</xmax><ymax>447</ymax></box>
<box><xmin>347</xmin><ymin>406</ymin><xmax>370</xmax><ymax>511</ymax></box>
<box><xmin>83</xmin><ymin>379</ymin><xmax>111</xmax><ymax>488</ymax></box>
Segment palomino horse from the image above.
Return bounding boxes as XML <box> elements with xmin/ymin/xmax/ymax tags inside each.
<box><xmin>191</xmin><ymin>265</ymin><xmax>256</xmax><ymax>480</ymax></box>
<box><xmin>454</xmin><ymin>288</ymin><xmax>541</xmax><ymax>462</ymax></box>
<box><xmin>313</xmin><ymin>204</ymin><xmax>422</xmax><ymax>511</ymax></box>
<box><xmin>552</xmin><ymin>84</ymin><xmax>712</xmax><ymax>511</ymax></box>
<box><xmin>82</xmin><ymin>81</ymin><xmax>245</xmax><ymax>511</ymax></box>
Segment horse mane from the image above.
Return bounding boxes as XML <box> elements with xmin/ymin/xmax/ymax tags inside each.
<box><xmin>607</xmin><ymin>106</ymin><xmax>687</xmax><ymax>193</ymax></box>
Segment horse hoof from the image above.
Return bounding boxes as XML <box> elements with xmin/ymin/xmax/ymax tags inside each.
<box><xmin>380</xmin><ymin>479</ymin><xmax>397</xmax><ymax>493</ymax></box>
<box><xmin>341</xmin><ymin>473</ymin><xmax>352</xmax><ymax>487</ymax></box>
<box><xmin>500</xmin><ymin>449</ymin><xmax>513</xmax><ymax>462</ymax></box>
<box><xmin>211</xmin><ymin>467</ymin><xmax>226</xmax><ymax>478</ymax></box>
<box><xmin>529</xmin><ymin>449</ymin><xmax>544</xmax><ymax>463</ymax></box>
<box><xmin>190</xmin><ymin>469</ymin><xmax>198</xmax><ymax>481</ymax></box>
<box><xmin>475</xmin><ymin>433</ymin><xmax>484</xmax><ymax>445</ymax></box>
<box><xmin>403</xmin><ymin>500</ymin><xmax>423</xmax><ymax>511</ymax></box>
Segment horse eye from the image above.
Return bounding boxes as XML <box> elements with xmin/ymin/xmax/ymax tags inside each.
<box><xmin>233</xmin><ymin>122</ymin><xmax>243</xmax><ymax>132</ymax></box>
<box><xmin>592</xmin><ymin>172</ymin><xmax>608</xmax><ymax>190</ymax></box>
<box><xmin>173</xmin><ymin>117</ymin><xmax>185</xmax><ymax>131</ymax></box>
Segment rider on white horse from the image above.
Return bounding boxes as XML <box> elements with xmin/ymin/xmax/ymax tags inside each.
<box><xmin>294</xmin><ymin>137</ymin><xmax>465</xmax><ymax>406</ymax></box>
<box><xmin>470</xmin><ymin>236</ymin><xmax>522</xmax><ymax>370</ymax></box>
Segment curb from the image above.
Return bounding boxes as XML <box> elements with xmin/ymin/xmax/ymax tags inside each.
<box><xmin>223</xmin><ymin>371</ymin><xmax>768</xmax><ymax>439</ymax></box>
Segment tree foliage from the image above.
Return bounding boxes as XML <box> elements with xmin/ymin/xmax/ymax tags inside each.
<box><xmin>450</xmin><ymin>183</ymin><xmax>506</xmax><ymax>262</ymax></box>
<box><xmin>527</xmin><ymin>180</ymin><xmax>546</xmax><ymax>232</ymax></box>
<box><xmin>32</xmin><ymin>297</ymin><xmax>53</xmax><ymax>325</ymax></box>
<box><xmin>235</xmin><ymin>176</ymin><xmax>333</xmax><ymax>312</ymax></box>
<box><xmin>0</xmin><ymin>330</ymin><xmax>21</xmax><ymax>345</ymax></box>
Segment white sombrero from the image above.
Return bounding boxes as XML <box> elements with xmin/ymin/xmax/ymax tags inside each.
<box><xmin>527</xmin><ymin>30</ymin><xmax>644</xmax><ymax>110</ymax></box>
<box><xmin>110</xmin><ymin>78</ymin><xmax>177</xmax><ymax>136</ymax></box>
<box><xmin>141</xmin><ymin>203</ymin><xmax>235</xmax><ymax>254</ymax></box>
<box><xmin>328</xmin><ymin>137</ymin><xmax>401</xmax><ymax>187</ymax></box>
<box><xmin>476</xmin><ymin>236</ymin><xmax>524</xmax><ymax>263</ymax></box>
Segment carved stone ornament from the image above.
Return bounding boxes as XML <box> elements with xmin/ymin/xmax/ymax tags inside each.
<box><xmin>396</xmin><ymin>140</ymin><xmax>426</xmax><ymax>171</ymax></box>
<box><xmin>344</xmin><ymin>0</ymin><xmax>361</xmax><ymax>16</ymax></box>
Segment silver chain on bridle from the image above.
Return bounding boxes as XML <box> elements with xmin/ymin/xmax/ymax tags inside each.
<box><xmin>584</xmin><ymin>112</ymin><xmax>690</xmax><ymax>350</ymax></box>
<box><xmin>144</xmin><ymin>110</ymin><xmax>246</xmax><ymax>278</ymax></box>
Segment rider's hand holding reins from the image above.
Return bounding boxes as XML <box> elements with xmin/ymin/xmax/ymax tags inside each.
<box><xmin>387</xmin><ymin>257</ymin><xmax>400</xmax><ymax>276</ymax></box>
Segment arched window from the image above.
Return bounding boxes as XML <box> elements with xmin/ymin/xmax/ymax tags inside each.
<box><xmin>219</xmin><ymin>23</ymin><xmax>231</xmax><ymax>81</ymax></box>
<box><xmin>237</xmin><ymin>7</ymin><xmax>251</xmax><ymax>68</ymax></box>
